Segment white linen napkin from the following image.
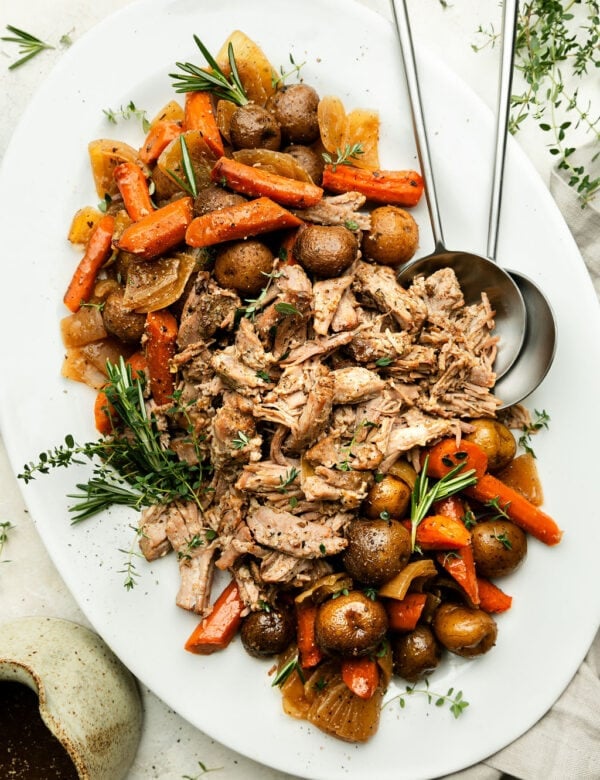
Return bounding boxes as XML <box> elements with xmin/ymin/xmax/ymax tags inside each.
<box><xmin>444</xmin><ymin>142</ymin><xmax>600</xmax><ymax>780</ymax></box>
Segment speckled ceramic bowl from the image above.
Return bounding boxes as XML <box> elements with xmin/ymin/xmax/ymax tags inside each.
<box><xmin>0</xmin><ymin>616</ymin><xmax>142</xmax><ymax>779</ymax></box>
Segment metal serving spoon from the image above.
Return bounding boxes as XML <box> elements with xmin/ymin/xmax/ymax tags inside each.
<box><xmin>390</xmin><ymin>0</ymin><xmax>555</xmax><ymax>403</ymax></box>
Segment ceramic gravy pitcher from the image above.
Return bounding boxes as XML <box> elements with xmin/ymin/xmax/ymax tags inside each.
<box><xmin>0</xmin><ymin>616</ymin><xmax>142</xmax><ymax>779</ymax></box>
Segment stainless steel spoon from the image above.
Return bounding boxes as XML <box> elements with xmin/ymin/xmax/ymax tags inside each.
<box><xmin>390</xmin><ymin>0</ymin><xmax>525</xmax><ymax>379</ymax></box>
<box><xmin>484</xmin><ymin>0</ymin><xmax>557</xmax><ymax>406</ymax></box>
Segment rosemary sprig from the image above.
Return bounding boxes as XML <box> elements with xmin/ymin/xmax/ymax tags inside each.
<box><xmin>167</xmin><ymin>135</ymin><xmax>198</xmax><ymax>197</ymax></box>
<box><xmin>19</xmin><ymin>357</ymin><xmax>208</xmax><ymax>521</ymax></box>
<box><xmin>1</xmin><ymin>25</ymin><xmax>54</xmax><ymax>69</ymax></box>
<box><xmin>322</xmin><ymin>142</ymin><xmax>364</xmax><ymax>172</ymax></box>
<box><xmin>170</xmin><ymin>36</ymin><xmax>248</xmax><ymax>105</ymax></box>
<box><xmin>410</xmin><ymin>456</ymin><xmax>478</xmax><ymax>551</ymax></box>
<box><xmin>271</xmin><ymin>653</ymin><xmax>305</xmax><ymax>687</ymax></box>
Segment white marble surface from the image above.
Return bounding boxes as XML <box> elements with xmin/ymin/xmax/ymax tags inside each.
<box><xmin>0</xmin><ymin>2</ymin><xmax>597</xmax><ymax>779</ymax></box>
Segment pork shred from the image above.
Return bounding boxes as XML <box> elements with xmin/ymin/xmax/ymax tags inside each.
<box><xmin>139</xmin><ymin>256</ymin><xmax>503</xmax><ymax>614</ymax></box>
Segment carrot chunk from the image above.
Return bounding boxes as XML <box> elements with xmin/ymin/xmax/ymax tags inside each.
<box><xmin>211</xmin><ymin>156</ymin><xmax>323</xmax><ymax>208</ymax></box>
<box><xmin>63</xmin><ymin>214</ymin><xmax>115</xmax><ymax>312</ymax></box>
<box><xmin>113</xmin><ymin>161</ymin><xmax>154</xmax><ymax>221</ymax></box>
<box><xmin>139</xmin><ymin>119</ymin><xmax>182</xmax><ymax>165</ymax></box>
<box><xmin>477</xmin><ymin>577</ymin><xmax>513</xmax><ymax>613</ymax></box>
<box><xmin>184</xmin><ymin>91</ymin><xmax>225</xmax><ymax>158</ymax></box>
<box><xmin>296</xmin><ymin>602</ymin><xmax>323</xmax><ymax>669</ymax></box>
<box><xmin>185</xmin><ymin>580</ymin><xmax>245</xmax><ymax>655</ymax></box>
<box><xmin>321</xmin><ymin>164</ymin><xmax>424</xmax><ymax>206</ymax></box>
<box><xmin>385</xmin><ymin>592</ymin><xmax>427</xmax><ymax>632</ymax></box>
<box><xmin>116</xmin><ymin>197</ymin><xmax>193</xmax><ymax>260</ymax></box>
<box><xmin>341</xmin><ymin>656</ymin><xmax>379</xmax><ymax>700</ymax></box>
<box><xmin>185</xmin><ymin>196</ymin><xmax>302</xmax><ymax>248</ymax></box>
<box><xmin>144</xmin><ymin>309</ymin><xmax>178</xmax><ymax>405</ymax></box>
<box><xmin>437</xmin><ymin>542</ymin><xmax>480</xmax><ymax>606</ymax></box>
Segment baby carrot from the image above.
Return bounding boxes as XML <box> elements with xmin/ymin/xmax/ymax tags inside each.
<box><xmin>410</xmin><ymin>514</ymin><xmax>471</xmax><ymax>550</ymax></box>
<box><xmin>437</xmin><ymin>543</ymin><xmax>480</xmax><ymax>606</ymax></box>
<box><xmin>321</xmin><ymin>164</ymin><xmax>424</xmax><ymax>207</ymax></box>
<box><xmin>185</xmin><ymin>196</ymin><xmax>303</xmax><ymax>247</ymax></box>
<box><xmin>63</xmin><ymin>214</ymin><xmax>115</xmax><ymax>312</ymax></box>
<box><xmin>385</xmin><ymin>592</ymin><xmax>427</xmax><ymax>632</ymax></box>
<box><xmin>341</xmin><ymin>656</ymin><xmax>379</xmax><ymax>700</ymax></box>
<box><xmin>426</xmin><ymin>439</ymin><xmax>489</xmax><ymax>480</ymax></box>
<box><xmin>116</xmin><ymin>196</ymin><xmax>193</xmax><ymax>260</ymax></box>
<box><xmin>183</xmin><ymin>91</ymin><xmax>224</xmax><ymax>158</ymax></box>
<box><xmin>296</xmin><ymin>602</ymin><xmax>323</xmax><ymax>669</ymax></box>
<box><xmin>139</xmin><ymin>119</ymin><xmax>182</xmax><ymax>165</ymax></box>
<box><xmin>211</xmin><ymin>156</ymin><xmax>323</xmax><ymax>208</ymax></box>
<box><xmin>466</xmin><ymin>473</ymin><xmax>563</xmax><ymax>546</ymax></box>
<box><xmin>144</xmin><ymin>309</ymin><xmax>178</xmax><ymax>405</ymax></box>
<box><xmin>476</xmin><ymin>577</ymin><xmax>513</xmax><ymax>613</ymax></box>
<box><xmin>185</xmin><ymin>579</ymin><xmax>245</xmax><ymax>655</ymax></box>
<box><xmin>113</xmin><ymin>161</ymin><xmax>154</xmax><ymax>221</ymax></box>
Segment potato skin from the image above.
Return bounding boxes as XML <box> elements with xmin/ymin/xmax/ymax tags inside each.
<box><xmin>267</xmin><ymin>84</ymin><xmax>321</xmax><ymax>145</ymax></box>
<box><xmin>240</xmin><ymin>609</ymin><xmax>295</xmax><ymax>658</ymax></box>
<box><xmin>230</xmin><ymin>103</ymin><xmax>281</xmax><ymax>151</ymax></box>
<box><xmin>471</xmin><ymin>519</ymin><xmax>527</xmax><ymax>578</ymax></box>
<box><xmin>102</xmin><ymin>288</ymin><xmax>146</xmax><ymax>344</ymax></box>
<box><xmin>362</xmin><ymin>475</ymin><xmax>411</xmax><ymax>520</ymax></box>
<box><xmin>465</xmin><ymin>418</ymin><xmax>516</xmax><ymax>472</ymax></box>
<box><xmin>213</xmin><ymin>240</ymin><xmax>274</xmax><ymax>296</ymax></box>
<box><xmin>391</xmin><ymin>625</ymin><xmax>441</xmax><ymax>682</ymax></box>
<box><xmin>283</xmin><ymin>144</ymin><xmax>324</xmax><ymax>184</ymax></box>
<box><xmin>315</xmin><ymin>591</ymin><xmax>388</xmax><ymax>657</ymax></box>
<box><xmin>433</xmin><ymin>603</ymin><xmax>497</xmax><ymax>658</ymax></box>
<box><xmin>342</xmin><ymin>518</ymin><xmax>411</xmax><ymax>586</ymax></box>
<box><xmin>194</xmin><ymin>184</ymin><xmax>246</xmax><ymax>217</ymax></box>
<box><xmin>294</xmin><ymin>224</ymin><xmax>358</xmax><ymax>278</ymax></box>
<box><xmin>361</xmin><ymin>206</ymin><xmax>418</xmax><ymax>267</ymax></box>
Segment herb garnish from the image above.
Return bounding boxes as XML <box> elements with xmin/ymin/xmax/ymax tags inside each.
<box><xmin>272</xmin><ymin>53</ymin><xmax>305</xmax><ymax>88</ymax></box>
<box><xmin>103</xmin><ymin>100</ymin><xmax>150</xmax><ymax>133</ymax></box>
<box><xmin>1</xmin><ymin>25</ymin><xmax>54</xmax><ymax>69</ymax></box>
<box><xmin>518</xmin><ymin>408</ymin><xmax>550</xmax><ymax>457</ymax></box>
<box><xmin>0</xmin><ymin>521</ymin><xmax>14</xmax><ymax>564</ymax></box>
<box><xmin>410</xmin><ymin>456</ymin><xmax>478</xmax><ymax>552</ymax></box>
<box><xmin>170</xmin><ymin>36</ymin><xmax>248</xmax><ymax>106</ymax></box>
<box><xmin>167</xmin><ymin>135</ymin><xmax>198</xmax><ymax>197</ymax></box>
<box><xmin>322</xmin><ymin>142</ymin><xmax>364</xmax><ymax>171</ymax></box>
<box><xmin>386</xmin><ymin>679</ymin><xmax>470</xmax><ymax>719</ymax></box>
<box><xmin>277</xmin><ymin>467</ymin><xmax>300</xmax><ymax>493</ymax></box>
<box><xmin>231</xmin><ymin>431</ymin><xmax>250</xmax><ymax>450</ymax></box>
<box><xmin>18</xmin><ymin>357</ymin><xmax>208</xmax><ymax>521</ymax></box>
<box><xmin>271</xmin><ymin>653</ymin><xmax>305</xmax><ymax>687</ymax></box>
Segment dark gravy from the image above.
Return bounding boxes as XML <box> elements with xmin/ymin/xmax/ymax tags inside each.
<box><xmin>0</xmin><ymin>681</ymin><xmax>79</xmax><ymax>779</ymax></box>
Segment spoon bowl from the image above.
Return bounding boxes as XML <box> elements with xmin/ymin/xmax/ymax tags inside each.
<box><xmin>391</xmin><ymin>0</ymin><xmax>556</xmax><ymax>402</ymax></box>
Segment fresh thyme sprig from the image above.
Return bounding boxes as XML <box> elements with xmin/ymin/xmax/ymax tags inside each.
<box><xmin>518</xmin><ymin>408</ymin><xmax>550</xmax><ymax>457</ymax></box>
<box><xmin>386</xmin><ymin>679</ymin><xmax>470</xmax><ymax>718</ymax></box>
<box><xmin>276</xmin><ymin>467</ymin><xmax>300</xmax><ymax>493</ymax></box>
<box><xmin>19</xmin><ymin>357</ymin><xmax>208</xmax><ymax>522</ymax></box>
<box><xmin>170</xmin><ymin>36</ymin><xmax>248</xmax><ymax>105</ymax></box>
<box><xmin>181</xmin><ymin>759</ymin><xmax>223</xmax><ymax>779</ymax></box>
<box><xmin>410</xmin><ymin>456</ymin><xmax>478</xmax><ymax>551</ymax></box>
<box><xmin>103</xmin><ymin>100</ymin><xmax>150</xmax><ymax>133</ymax></box>
<box><xmin>272</xmin><ymin>53</ymin><xmax>306</xmax><ymax>88</ymax></box>
<box><xmin>0</xmin><ymin>521</ymin><xmax>15</xmax><ymax>563</ymax></box>
<box><xmin>473</xmin><ymin>1</ymin><xmax>600</xmax><ymax>204</ymax></box>
<box><xmin>322</xmin><ymin>142</ymin><xmax>365</xmax><ymax>172</ymax></box>
<box><xmin>240</xmin><ymin>269</ymin><xmax>283</xmax><ymax>319</ymax></box>
<box><xmin>1</xmin><ymin>25</ymin><xmax>54</xmax><ymax>69</ymax></box>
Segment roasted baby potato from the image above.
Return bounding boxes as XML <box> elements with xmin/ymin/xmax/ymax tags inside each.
<box><xmin>433</xmin><ymin>603</ymin><xmax>497</xmax><ymax>658</ymax></box>
<box><xmin>342</xmin><ymin>518</ymin><xmax>411</xmax><ymax>586</ymax></box>
<box><xmin>361</xmin><ymin>206</ymin><xmax>418</xmax><ymax>267</ymax></box>
<box><xmin>471</xmin><ymin>519</ymin><xmax>527</xmax><ymax>578</ymax></box>
<box><xmin>294</xmin><ymin>224</ymin><xmax>358</xmax><ymax>277</ymax></box>
<box><xmin>240</xmin><ymin>608</ymin><xmax>295</xmax><ymax>657</ymax></box>
<box><xmin>391</xmin><ymin>625</ymin><xmax>441</xmax><ymax>682</ymax></box>
<box><xmin>362</xmin><ymin>474</ymin><xmax>411</xmax><ymax>520</ymax></box>
<box><xmin>465</xmin><ymin>418</ymin><xmax>517</xmax><ymax>472</ymax></box>
<box><xmin>315</xmin><ymin>591</ymin><xmax>388</xmax><ymax>657</ymax></box>
<box><xmin>267</xmin><ymin>83</ymin><xmax>321</xmax><ymax>145</ymax></box>
<box><xmin>229</xmin><ymin>103</ymin><xmax>281</xmax><ymax>151</ymax></box>
<box><xmin>213</xmin><ymin>239</ymin><xmax>275</xmax><ymax>296</ymax></box>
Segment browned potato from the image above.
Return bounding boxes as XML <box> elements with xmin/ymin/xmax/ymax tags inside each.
<box><xmin>465</xmin><ymin>418</ymin><xmax>517</xmax><ymax>471</ymax></box>
<box><xmin>391</xmin><ymin>626</ymin><xmax>441</xmax><ymax>682</ymax></box>
<box><xmin>363</xmin><ymin>474</ymin><xmax>411</xmax><ymax>520</ymax></box>
<box><xmin>315</xmin><ymin>591</ymin><xmax>388</xmax><ymax>657</ymax></box>
<box><xmin>229</xmin><ymin>103</ymin><xmax>281</xmax><ymax>150</ymax></box>
<box><xmin>213</xmin><ymin>240</ymin><xmax>275</xmax><ymax>296</ymax></box>
<box><xmin>471</xmin><ymin>519</ymin><xmax>527</xmax><ymax>578</ymax></box>
<box><xmin>267</xmin><ymin>84</ymin><xmax>321</xmax><ymax>145</ymax></box>
<box><xmin>294</xmin><ymin>224</ymin><xmax>358</xmax><ymax>277</ymax></box>
<box><xmin>361</xmin><ymin>206</ymin><xmax>418</xmax><ymax>267</ymax></box>
<box><xmin>102</xmin><ymin>288</ymin><xmax>146</xmax><ymax>345</ymax></box>
<box><xmin>342</xmin><ymin>518</ymin><xmax>411</xmax><ymax>586</ymax></box>
<box><xmin>283</xmin><ymin>144</ymin><xmax>325</xmax><ymax>184</ymax></box>
<box><xmin>194</xmin><ymin>184</ymin><xmax>246</xmax><ymax>217</ymax></box>
<box><xmin>240</xmin><ymin>608</ymin><xmax>295</xmax><ymax>658</ymax></box>
<box><xmin>433</xmin><ymin>603</ymin><xmax>497</xmax><ymax>658</ymax></box>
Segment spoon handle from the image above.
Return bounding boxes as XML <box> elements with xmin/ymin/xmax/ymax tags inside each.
<box><xmin>487</xmin><ymin>0</ymin><xmax>519</xmax><ymax>260</ymax></box>
<box><xmin>390</xmin><ymin>0</ymin><xmax>445</xmax><ymax>249</ymax></box>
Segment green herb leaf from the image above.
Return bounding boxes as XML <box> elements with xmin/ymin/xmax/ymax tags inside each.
<box><xmin>170</xmin><ymin>36</ymin><xmax>248</xmax><ymax>106</ymax></box>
